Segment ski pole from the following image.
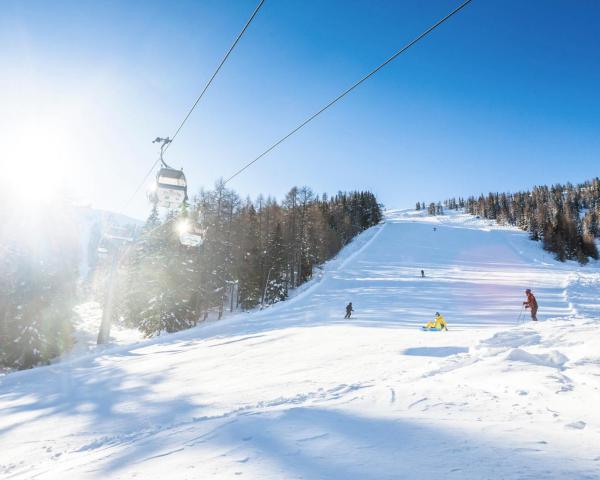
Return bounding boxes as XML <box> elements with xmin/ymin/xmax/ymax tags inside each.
<box><xmin>517</xmin><ymin>305</ymin><xmax>524</xmax><ymax>324</ymax></box>
<box><xmin>520</xmin><ymin>305</ymin><xmax>525</xmax><ymax>323</ymax></box>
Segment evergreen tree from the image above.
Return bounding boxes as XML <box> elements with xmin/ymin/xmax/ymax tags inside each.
<box><xmin>263</xmin><ymin>222</ymin><xmax>288</xmax><ymax>304</ymax></box>
<box><xmin>234</xmin><ymin>200</ymin><xmax>262</xmax><ymax>310</ymax></box>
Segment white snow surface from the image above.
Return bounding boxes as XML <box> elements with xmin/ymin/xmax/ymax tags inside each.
<box><xmin>68</xmin><ymin>302</ymin><xmax>144</xmax><ymax>359</ymax></box>
<box><xmin>1</xmin><ymin>209</ymin><xmax>599</xmax><ymax>479</ymax></box>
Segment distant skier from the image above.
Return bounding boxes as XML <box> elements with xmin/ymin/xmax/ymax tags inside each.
<box><xmin>421</xmin><ymin>269</ymin><xmax>425</xmax><ymax>278</ymax></box>
<box><xmin>423</xmin><ymin>312</ymin><xmax>448</xmax><ymax>331</ymax></box>
<box><xmin>344</xmin><ymin>302</ymin><xmax>354</xmax><ymax>319</ymax></box>
<box><xmin>523</xmin><ymin>289</ymin><xmax>538</xmax><ymax>321</ymax></box>
<box><xmin>433</xmin><ymin>227</ymin><xmax>437</xmax><ymax>232</ymax></box>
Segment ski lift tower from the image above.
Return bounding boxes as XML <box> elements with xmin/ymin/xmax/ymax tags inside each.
<box><xmin>97</xmin><ymin>223</ymin><xmax>134</xmax><ymax>345</ymax></box>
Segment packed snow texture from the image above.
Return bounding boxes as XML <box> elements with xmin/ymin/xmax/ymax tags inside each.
<box><xmin>1</xmin><ymin>210</ymin><xmax>599</xmax><ymax>479</ymax></box>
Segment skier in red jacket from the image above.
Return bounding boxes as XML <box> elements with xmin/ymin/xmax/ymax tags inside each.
<box><xmin>523</xmin><ymin>289</ymin><xmax>538</xmax><ymax>321</ymax></box>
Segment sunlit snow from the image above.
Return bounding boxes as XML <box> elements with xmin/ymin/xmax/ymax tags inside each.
<box><xmin>1</xmin><ymin>210</ymin><xmax>599</xmax><ymax>479</ymax></box>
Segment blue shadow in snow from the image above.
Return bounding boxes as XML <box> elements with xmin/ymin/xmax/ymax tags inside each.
<box><xmin>169</xmin><ymin>406</ymin><xmax>597</xmax><ymax>480</ymax></box>
<box><xmin>402</xmin><ymin>346</ymin><xmax>468</xmax><ymax>357</ymax></box>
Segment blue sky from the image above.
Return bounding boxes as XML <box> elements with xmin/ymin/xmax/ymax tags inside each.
<box><xmin>2</xmin><ymin>0</ymin><xmax>599</xmax><ymax>219</ymax></box>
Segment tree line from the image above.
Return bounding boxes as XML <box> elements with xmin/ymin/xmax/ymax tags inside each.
<box><xmin>420</xmin><ymin>178</ymin><xmax>600</xmax><ymax>263</ymax></box>
<box><xmin>115</xmin><ymin>183</ymin><xmax>382</xmax><ymax>337</ymax></box>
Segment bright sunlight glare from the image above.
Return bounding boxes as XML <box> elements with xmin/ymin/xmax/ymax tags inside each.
<box><xmin>3</xmin><ymin>113</ymin><xmax>82</xmax><ymax>208</ymax></box>
<box><xmin>0</xmin><ymin>68</ymin><xmax>125</xmax><ymax>218</ymax></box>
<box><xmin>175</xmin><ymin>218</ymin><xmax>190</xmax><ymax>236</ymax></box>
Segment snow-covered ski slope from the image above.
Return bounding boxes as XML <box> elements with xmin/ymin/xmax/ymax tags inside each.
<box><xmin>1</xmin><ymin>210</ymin><xmax>599</xmax><ymax>479</ymax></box>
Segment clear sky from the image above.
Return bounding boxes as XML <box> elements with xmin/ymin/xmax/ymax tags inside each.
<box><xmin>1</xmin><ymin>0</ymin><xmax>599</xmax><ymax>220</ymax></box>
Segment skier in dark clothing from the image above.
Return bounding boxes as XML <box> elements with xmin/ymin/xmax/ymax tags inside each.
<box><xmin>344</xmin><ymin>302</ymin><xmax>354</xmax><ymax>319</ymax></box>
<box><xmin>523</xmin><ymin>289</ymin><xmax>538</xmax><ymax>321</ymax></box>
<box><xmin>421</xmin><ymin>269</ymin><xmax>425</xmax><ymax>278</ymax></box>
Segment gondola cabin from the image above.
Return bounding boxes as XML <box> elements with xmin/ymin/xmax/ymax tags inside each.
<box><xmin>155</xmin><ymin>167</ymin><xmax>188</xmax><ymax>209</ymax></box>
<box><xmin>175</xmin><ymin>218</ymin><xmax>204</xmax><ymax>247</ymax></box>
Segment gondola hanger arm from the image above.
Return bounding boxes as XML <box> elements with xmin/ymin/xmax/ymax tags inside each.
<box><xmin>152</xmin><ymin>137</ymin><xmax>172</xmax><ymax>168</ymax></box>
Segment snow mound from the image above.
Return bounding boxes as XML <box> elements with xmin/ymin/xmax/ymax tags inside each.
<box><xmin>480</xmin><ymin>329</ymin><xmax>542</xmax><ymax>349</ymax></box>
<box><xmin>506</xmin><ymin>348</ymin><xmax>569</xmax><ymax>369</ymax></box>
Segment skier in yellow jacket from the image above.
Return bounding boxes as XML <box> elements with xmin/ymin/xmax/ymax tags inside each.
<box><xmin>423</xmin><ymin>312</ymin><xmax>448</xmax><ymax>331</ymax></box>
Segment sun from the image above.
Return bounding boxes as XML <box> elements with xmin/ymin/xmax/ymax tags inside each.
<box><xmin>3</xmin><ymin>114</ymin><xmax>78</xmax><ymax>207</ymax></box>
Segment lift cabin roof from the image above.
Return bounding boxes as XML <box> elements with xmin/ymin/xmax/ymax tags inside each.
<box><xmin>157</xmin><ymin>167</ymin><xmax>187</xmax><ymax>188</ymax></box>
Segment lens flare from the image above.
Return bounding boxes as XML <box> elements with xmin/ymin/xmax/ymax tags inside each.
<box><xmin>175</xmin><ymin>219</ymin><xmax>190</xmax><ymax>236</ymax></box>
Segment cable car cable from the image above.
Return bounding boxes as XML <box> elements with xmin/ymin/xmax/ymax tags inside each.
<box><xmin>105</xmin><ymin>0</ymin><xmax>471</xmax><ymax>327</ymax></box>
<box><xmin>166</xmin><ymin>0</ymin><xmax>265</xmax><ymax>150</ymax></box>
<box><xmin>223</xmin><ymin>0</ymin><xmax>472</xmax><ymax>185</ymax></box>
<box><xmin>124</xmin><ymin>0</ymin><xmax>265</xmax><ymax>209</ymax></box>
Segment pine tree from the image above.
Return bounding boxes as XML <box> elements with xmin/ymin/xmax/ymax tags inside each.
<box><xmin>263</xmin><ymin>222</ymin><xmax>288</xmax><ymax>304</ymax></box>
<box><xmin>234</xmin><ymin>201</ymin><xmax>262</xmax><ymax>310</ymax></box>
<box><xmin>118</xmin><ymin>210</ymin><xmax>202</xmax><ymax>337</ymax></box>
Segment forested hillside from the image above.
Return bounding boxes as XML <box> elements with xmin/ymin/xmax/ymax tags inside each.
<box><xmin>420</xmin><ymin>178</ymin><xmax>600</xmax><ymax>263</ymax></box>
<box><xmin>114</xmin><ymin>183</ymin><xmax>382</xmax><ymax>337</ymax></box>
<box><xmin>0</xmin><ymin>185</ymin><xmax>381</xmax><ymax>370</ymax></box>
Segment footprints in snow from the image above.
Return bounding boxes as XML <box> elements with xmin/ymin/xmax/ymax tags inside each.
<box><xmin>565</xmin><ymin>421</ymin><xmax>586</xmax><ymax>430</ymax></box>
<box><xmin>296</xmin><ymin>433</ymin><xmax>330</xmax><ymax>443</ymax></box>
